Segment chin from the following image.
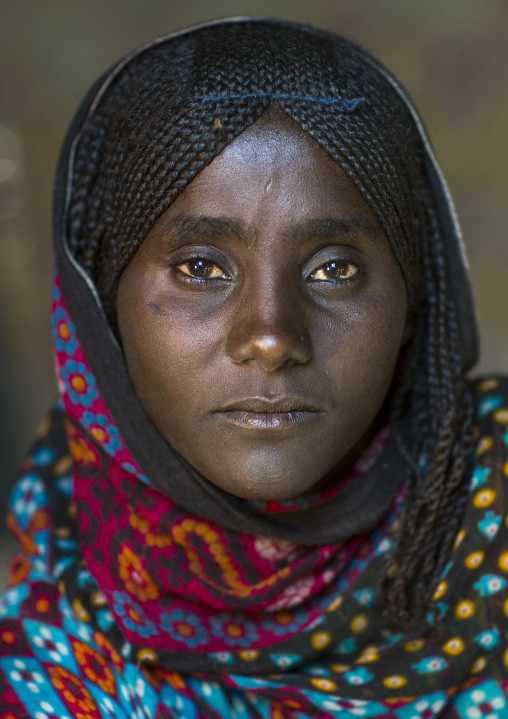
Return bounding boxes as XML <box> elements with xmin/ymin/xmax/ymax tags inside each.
<box><xmin>208</xmin><ymin>471</ymin><xmax>319</xmax><ymax>502</ymax></box>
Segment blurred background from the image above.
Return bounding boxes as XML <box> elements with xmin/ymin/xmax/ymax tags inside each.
<box><xmin>0</xmin><ymin>0</ymin><xmax>507</xmax><ymax>579</ymax></box>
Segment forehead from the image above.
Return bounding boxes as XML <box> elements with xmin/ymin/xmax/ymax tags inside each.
<box><xmin>159</xmin><ymin>106</ymin><xmax>382</xmax><ymax>233</ymax></box>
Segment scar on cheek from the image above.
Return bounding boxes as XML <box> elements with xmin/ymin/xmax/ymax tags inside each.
<box><xmin>148</xmin><ymin>301</ymin><xmax>169</xmax><ymax>317</ymax></box>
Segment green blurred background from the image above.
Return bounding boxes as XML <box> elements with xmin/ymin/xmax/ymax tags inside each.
<box><xmin>0</xmin><ymin>0</ymin><xmax>507</xmax><ymax>563</ymax></box>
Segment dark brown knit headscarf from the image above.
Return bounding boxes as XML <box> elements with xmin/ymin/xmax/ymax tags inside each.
<box><xmin>67</xmin><ymin>20</ymin><xmax>427</xmax><ymax>323</ymax></box>
<box><xmin>65</xmin><ymin>19</ymin><xmax>474</xmax><ymax>630</ymax></box>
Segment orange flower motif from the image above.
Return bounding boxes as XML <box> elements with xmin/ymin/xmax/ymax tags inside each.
<box><xmin>357</xmin><ymin>645</ymin><xmax>379</xmax><ymax>663</ymax></box>
<box><xmin>499</xmin><ymin>552</ymin><xmax>508</xmax><ymax>572</ymax></box>
<box><xmin>465</xmin><ymin>551</ymin><xmax>485</xmax><ymax>569</ymax></box>
<box><xmin>443</xmin><ymin>637</ymin><xmax>465</xmax><ymax>655</ymax></box>
<box><xmin>34</xmin><ymin>593</ymin><xmax>52</xmax><ymax>615</ymax></box>
<box><xmin>311</xmin><ymin>631</ymin><xmax>331</xmax><ymax>649</ymax></box>
<box><xmin>310</xmin><ymin>677</ymin><xmax>337</xmax><ymax>691</ymax></box>
<box><xmin>155</xmin><ymin>670</ymin><xmax>187</xmax><ymax>691</ymax></box>
<box><xmin>473</xmin><ymin>489</ymin><xmax>496</xmax><ymax>508</ymax></box>
<box><xmin>494</xmin><ymin>409</ymin><xmax>508</xmax><ymax>425</ymax></box>
<box><xmin>94</xmin><ymin>631</ymin><xmax>124</xmax><ymax>676</ymax></box>
<box><xmin>476</xmin><ymin>436</ymin><xmax>493</xmax><ymax>455</ymax></box>
<box><xmin>69</xmin><ymin>435</ymin><xmax>99</xmax><ymax>466</ymax></box>
<box><xmin>65</xmin><ymin>418</ymin><xmax>99</xmax><ymax>467</ymax></box>
<box><xmin>433</xmin><ymin>581</ymin><xmax>448</xmax><ymax>600</ymax></box>
<box><xmin>128</xmin><ymin>505</ymin><xmax>173</xmax><ymax>548</ymax></box>
<box><xmin>72</xmin><ymin>639</ymin><xmax>117</xmax><ymax>696</ymax></box>
<box><xmin>118</xmin><ymin>544</ymin><xmax>161</xmax><ymax>601</ymax></box>
<box><xmin>350</xmin><ymin>613</ymin><xmax>369</xmax><ymax>633</ymax></box>
<box><xmin>405</xmin><ymin>638</ymin><xmax>425</xmax><ymax>652</ymax></box>
<box><xmin>7</xmin><ymin>552</ymin><xmax>31</xmax><ymax>587</ymax></box>
<box><xmin>472</xmin><ymin>655</ymin><xmax>487</xmax><ymax>673</ymax></box>
<box><xmin>54</xmin><ymin>454</ymin><xmax>73</xmax><ymax>476</ymax></box>
<box><xmin>0</xmin><ymin>629</ymin><xmax>17</xmax><ymax>647</ymax></box>
<box><xmin>73</xmin><ymin>598</ymin><xmax>90</xmax><ymax>622</ymax></box>
<box><xmin>137</xmin><ymin>648</ymin><xmax>157</xmax><ymax>663</ymax></box>
<box><xmin>455</xmin><ymin>600</ymin><xmax>475</xmax><ymax>619</ymax></box>
<box><xmin>47</xmin><ymin>665</ymin><xmax>99</xmax><ymax>718</ymax></box>
<box><xmin>327</xmin><ymin>594</ymin><xmax>343</xmax><ymax>612</ymax></box>
<box><xmin>383</xmin><ymin>675</ymin><xmax>407</xmax><ymax>689</ymax></box>
<box><xmin>6</xmin><ymin>512</ymin><xmax>41</xmax><ymax>557</ymax></box>
<box><xmin>284</xmin><ymin>699</ymin><xmax>305</xmax><ymax>710</ymax></box>
<box><xmin>239</xmin><ymin>650</ymin><xmax>259</xmax><ymax>660</ymax></box>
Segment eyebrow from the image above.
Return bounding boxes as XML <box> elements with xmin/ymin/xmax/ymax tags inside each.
<box><xmin>164</xmin><ymin>215</ymin><xmax>254</xmax><ymax>244</ymax></box>
<box><xmin>296</xmin><ymin>217</ymin><xmax>380</xmax><ymax>244</ymax></box>
<box><xmin>163</xmin><ymin>214</ymin><xmax>380</xmax><ymax>247</ymax></box>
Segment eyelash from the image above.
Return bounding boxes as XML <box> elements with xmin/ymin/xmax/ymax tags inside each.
<box><xmin>173</xmin><ymin>257</ymin><xmax>360</xmax><ymax>286</ymax></box>
<box><xmin>307</xmin><ymin>259</ymin><xmax>359</xmax><ymax>284</ymax></box>
<box><xmin>174</xmin><ymin>258</ymin><xmax>231</xmax><ymax>283</ymax></box>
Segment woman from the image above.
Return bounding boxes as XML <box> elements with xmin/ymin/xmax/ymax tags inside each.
<box><xmin>1</xmin><ymin>18</ymin><xmax>506</xmax><ymax>718</ymax></box>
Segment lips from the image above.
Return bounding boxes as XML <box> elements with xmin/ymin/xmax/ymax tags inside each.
<box><xmin>214</xmin><ymin>397</ymin><xmax>322</xmax><ymax>430</ymax></box>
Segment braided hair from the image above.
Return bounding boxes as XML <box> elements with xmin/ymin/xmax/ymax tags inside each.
<box><xmin>66</xmin><ymin>19</ymin><xmax>475</xmax><ymax>630</ymax></box>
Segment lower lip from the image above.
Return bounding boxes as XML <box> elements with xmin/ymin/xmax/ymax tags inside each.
<box><xmin>215</xmin><ymin>410</ymin><xmax>319</xmax><ymax>430</ymax></box>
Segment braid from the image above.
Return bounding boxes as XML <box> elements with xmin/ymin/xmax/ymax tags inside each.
<box><xmin>380</xmin><ymin>195</ymin><xmax>475</xmax><ymax>629</ymax></box>
<box><xmin>66</xmin><ymin>19</ymin><xmax>476</xmax><ymax>629</ymax></box>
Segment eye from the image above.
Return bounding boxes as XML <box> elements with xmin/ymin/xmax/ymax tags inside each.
<box><xmin>308</xmin><ymin>260</ymin><xmax>358</xmax><ymax>282</ymax></box>
<box><xmin>176</xmin><ymin>258</ymin><xmax>230</xmax><ymax>281</ymax></box>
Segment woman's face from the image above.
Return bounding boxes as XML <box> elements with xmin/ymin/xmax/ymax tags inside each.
<box><xmin>117</xmin><ymin>108</ymin><xmax>408</xmax><ymax>500</ymax></box>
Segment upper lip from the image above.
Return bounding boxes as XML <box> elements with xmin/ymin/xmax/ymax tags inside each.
<box><xmin>215</xmin><ymin>397</ymin><xmax>322</xmax><ymax>413</ymax></box>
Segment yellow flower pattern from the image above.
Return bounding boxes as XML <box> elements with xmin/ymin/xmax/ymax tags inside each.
<box><xmin>5</xmin><ymin>366</ymin><xmax>508</xmax><ymax>717</ymax></box>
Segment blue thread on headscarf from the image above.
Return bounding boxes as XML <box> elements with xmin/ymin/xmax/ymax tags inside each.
<box><xmin>195</xmin><ymin>93</ymin><xmax>365</xmax><ymax>111</ymax></box>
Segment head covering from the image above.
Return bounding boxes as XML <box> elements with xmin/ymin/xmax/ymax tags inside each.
<box><xmin>59</xmin><ymin>18</ymin><xmax>479</xmax><ymax>367</ymax></box>
<box><xmin>3</xmin><ymin>19</ymin><xmax>506</xmax><ymax>719</ymax></box>
<box><xmin>52</xmin><ymin>17</ymin><xmax>480</xmax><ymax>517</ymax></box>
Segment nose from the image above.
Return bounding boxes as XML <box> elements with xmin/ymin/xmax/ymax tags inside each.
<box><xmin>226</xmin><ymin>288</ymin><xmax>312</xmax><ymax>372</ymax></box>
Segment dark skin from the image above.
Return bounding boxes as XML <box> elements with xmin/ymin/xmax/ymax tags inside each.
<box><xmin>117</xmin><ymin>107</ymin><xmax>408</xmax><ymax>501</ymax></box>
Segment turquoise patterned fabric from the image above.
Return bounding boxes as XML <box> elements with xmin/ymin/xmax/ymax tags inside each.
<box><xmin>1</xmin><ymin>377</ymin><xmax>508</xmax><ymax>717</ymax></box>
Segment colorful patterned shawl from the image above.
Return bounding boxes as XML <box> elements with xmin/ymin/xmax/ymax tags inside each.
<box><xmin>0</xmin><ymin>20</ymin><xmax>505</xmax><ymax>717</ymax></box>
<box><xmin>1</xmin><ymin>271</ymin><xmax>508</xmax><ymax>717</ymax></box>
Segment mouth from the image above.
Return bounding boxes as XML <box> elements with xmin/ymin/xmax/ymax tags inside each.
<box><xmin>213</xmin><ymin>397</ymin><xmax>322</xmax><ymax>430</ymax></box>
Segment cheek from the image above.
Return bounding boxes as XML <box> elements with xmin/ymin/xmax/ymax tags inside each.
<box><xmin>123</xmin><ymin>314</ymin><xmax>202</xmax><ymax>401</ymax></box>
<box><xmin>118</xmin><ymin>293</ymin><xmax>227</xmax><ymax>447</ymax></box>
<box><xmin>321</xmin><ymin>285</ymin><xmax>407</xmax><ymax>415</ymax></box>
